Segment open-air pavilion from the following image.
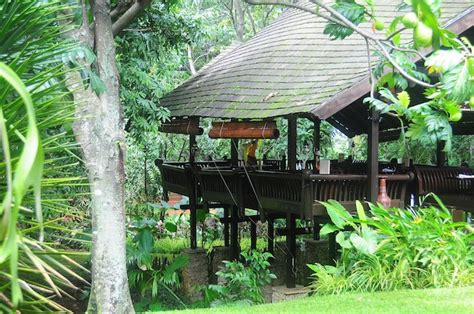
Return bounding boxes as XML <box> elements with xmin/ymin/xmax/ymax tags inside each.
<box><xmin>156</xmin><ymin>0</ymin><xmax>474</xmax><ymax>288</ymax></box>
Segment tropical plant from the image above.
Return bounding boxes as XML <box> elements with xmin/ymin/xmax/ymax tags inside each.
<box><xmin>206</xmin><ymin>251</ymin><xmax>276</xmax><ymax>306</ymax></box>
<box><xmin>127</xmin><ymin>224</ymin><xmax>189</xmax><ymax>311</ymax></box>
<box><xmin>309</xmin><ymin>197</ymin><xmax>474</xmax><ymax>295</ymax></box>
<box><xmin>0</xmin><ymin>1</ymin><xmax>90</xmax><ymax>311</ymax></box>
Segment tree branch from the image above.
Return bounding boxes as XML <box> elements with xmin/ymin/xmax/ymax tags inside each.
<box><xmin>245</xmin><ymin>0</ymin><xmax>436</xmax><ymax>88</ymax></box>
<box><xmin>110</xmin><ymin>0</ymin><xmax>133</xmax><ymax>20</ymax></box>
<box><xmin>244</xmin><ymin>4</ymin><xmax>257</xmax><ymax>35</ymax></box>
<box><xmin>112</xmin><ymin>0</ymin><xmax>151</xmax><ymax>36</ymax></box>
<box><xmin>187</xmin><ymin>45</ymin><xmax>197</xmax><ymax>75</ymax></box>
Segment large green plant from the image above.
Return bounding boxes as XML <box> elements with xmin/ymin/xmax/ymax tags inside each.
<box><xmin>0</xmin><ymin>1</ymin><xmax>89</xmax><ymax>311</ymax></box>
<box><xmin>127</xmin><ymin>224</ymin><xmax>189</xmax><ymax>311</ymax></box>
<box><xmin>309</xmin><ymin>197</ymin><xmax>474</xmax><ymax>295</ymax></box>
<box><xmin>206</xmin><ymin>251</ymin><xmax>276</xmax><ymax>307</ymax></box>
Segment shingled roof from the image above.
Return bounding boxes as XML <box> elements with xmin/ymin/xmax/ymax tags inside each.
<box><xmin>160</xmin><ymin>0</ymin><xmax>473</xmax><ymax>132</ymax></box>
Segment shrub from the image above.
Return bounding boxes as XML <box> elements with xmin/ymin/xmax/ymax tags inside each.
<box><xmin>309</xmin><ymin>196</ymin><xmax>474</xmax><ymax>294</ymax></box>
<box><xmin>127</xmin><ymin>223</ymin><xmax>189</xmax><ymax>311</ymax></box>
<box><xmin>206</xmin><ymin>251</ymin><xmax>276</xmax><ymax>307</ymax></box>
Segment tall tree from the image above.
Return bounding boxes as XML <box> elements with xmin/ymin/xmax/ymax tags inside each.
<box><xmin>233</xmin><ymin>0</ymin><xmax>246</xmax><ymax>41</ymax></box>
<box><xmin>64</xmin><ymin>0</ymin><xmax>153</xmax><ymax>312</ymax></box>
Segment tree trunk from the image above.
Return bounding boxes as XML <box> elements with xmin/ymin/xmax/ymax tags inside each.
<box><xmin>233</xmin><ymin>0</ymin><xmax>245</xmax><ymax>41</ymax></box>
<box><xmin>65</xmin><ymin>0</ymin><xmax>134</xmax><ymax>312</ymax></box>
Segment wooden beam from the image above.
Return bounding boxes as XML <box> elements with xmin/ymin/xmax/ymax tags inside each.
<box><xmin>313</xmin><ymin>118</ymin><xmax>321</xmax><ymax>171</ymax></box>
<box><xmin>219</xmin><ymin>214</ymin><xmax>260</xmax><ymax>223</ymax></box>
<box><xmin>367</xmin><ymin>109</ymin><xmax>380</xmax><ymax>202</ymax></box>
<box><xmin>267</xmin><ymin>218</ymin><xmax>274</xmax><ymax>255</ymax></box>
<box><xmin>209</xmin><ymin>121</ymin><xmax>279</xmax><ymax>139</ymax></box>
<box><xmin>286</xmin><ymin>213</ymin><xmax>296</xmax><ymax>288</ymax></box>
<box><xmin>250</xmin><ymin>217</ymin><xmax>257</xmax><ymax>250</ymax></box>
<box><xmin>231</xmin><ymin>205</ymin><xmax>239</xmax><ymax>260</ymax></box>
<box><xmin>287</xmin><ymin>116</ymin><xmax>297</xmax><ymax>171</ymax></box>
<box><xmin>160</xmin><ymin>118</ymin><xmax>203</xmax><ymax>135</ymax></box>
<box><xmin>436</xmin><ymin>140</ymin><xmax>446</xmax><ymax>167</ymax></box>
<box><xmin>313</xmin><ymin>216</ymin><xmax>321</xmax><ymax>240</ymax></box>
<box><xmin>276</xmin><ymin>227</ymin><xmax>312</xmax><ymax>236</ymax></box>
<box><xmin>224</xmin><ymin>207</ymin><xmax>230</xmax><ymax>247</ymax></box>
<box><xmin>231</xmin><ymin>139</ymin><xmax>238</xmax><ymax>167</ymax></box>
<box><xmin>189</xmin><ymin>134</ymin><xmax>196</xmax><ymax>164</ymax></box>
<box><xmin>189</xmin><ymin>134</ymin><xmax>197</xmax><ymax>249</ymax></box>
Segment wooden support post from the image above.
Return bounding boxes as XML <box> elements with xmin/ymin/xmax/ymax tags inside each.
<box><xmin>224</xmin><ymin>206</ymin><xmax>230</xmax><ymax>247</ymax></box>
<box><xmin>313</xmin><ymin>216</ymin><xmax>321</xmax><ymax>240</ymax></box>
<box><xmin>231</xmin><ymin>138</ymin><xmax>238</xmax><ymax>167</ymax></box>
<box><xmin>250</xmin><ymin>217</ymin><xmax>257</xmax><ymax>250</ymax></box>
<box><xmin>267</xmin><ymin>218</ymin><xmax>274</xmax><ymax>255</ymax></box>
<box><xmin>329</xmin><ymin>232</ymin><xmax>337</xmax><ymax>263</ymax></box>
<box><xmin>189</xmin><ymin>134</ymin><xmax>196</xmax><ymax>163</ymax></box>
<box><xmin>231</xmin><ymin>205</ymin><xmax>239</xmax><ymax>260</ymax></box>
<box><xmin>287</xmin><ymin>116</ymin><xmax>297</xmax><ymax>171</ymax></box>
<box><xmin>436</xmin><ymin>140</ymin><xmax>446</xmax><ymax>167</ymax></box>
<box><xmin>367</xmin><ymin>109</ymin><xmax>380</xmax><ymax>202</ymax></box>
<box><xmin>452</xmin><ymin>209</ymin><xmax>465</xmax><ymax>222</ymax></box>
<box><xmin>313</xmin><ymin>118</ymin><xmax>321</xmax><ymax>171</ymax></box>
<box><xmin>281</xmin><ymin>154</ymin><xmax>286</xmax><ymax>171</ymax></box>
<box><xmin>189</xmin><ymin>182</ymin><xmax>197</xmax><ymax>249</ymax></box>
<box><xmin>189</xmin><ymin>135</ymin><xmax>197</xmax><ymax>249</ymax></box>
<box><xmin>286</xmin><ymin>214</ymin><xmax>296</xmax><ymax>288</ymax></box>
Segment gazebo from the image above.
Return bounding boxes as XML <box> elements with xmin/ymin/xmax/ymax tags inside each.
<box><xmin>156</xmin><ymin>1</ymin><xmax>474</xmax><ymax>288</ymax></box>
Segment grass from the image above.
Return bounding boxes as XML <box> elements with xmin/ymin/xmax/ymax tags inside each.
<box><xmin>165</xmin><ymin>286</ymin><xmax>474</xmax><ymax>314</ymax></box>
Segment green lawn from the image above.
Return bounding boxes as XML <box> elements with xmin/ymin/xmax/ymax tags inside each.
<box><xmin>166</xmin><ymin>286</ymin><xmax>474</xmax><ymax>314</ymax></box>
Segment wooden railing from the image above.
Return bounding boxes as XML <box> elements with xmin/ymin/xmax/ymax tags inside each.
<box><xmin>156</xmin><ymin>160</ymin><xmax>413</xmax><ymax>218</ymax></box>
<box><xmin>250</xmin><ymin>171</ymin><xmax>304</xmax><ymax>215</ymax></box>
<box><xmin>308</xmin><ymin>173</ymin><xmax>412</xmax><ymax>218</ymax></box>
<box><xmin>414</xmin><ymin>166</ymin><xmax>474</xmax><ymax>195</ymax></box>
<box><xmin>249</xmin><ymin>171</ymin><xmax>413</xmax><ymax>218</ymax></box>
<box><xmin>196</xmin><ymin>169</ymin><xmax>258</xmax><ymax>209</ymax></box>
<box><xmin>155</xmin><ymin>161</ymin><xmax>192</xmax><ymax>196</ymax></box>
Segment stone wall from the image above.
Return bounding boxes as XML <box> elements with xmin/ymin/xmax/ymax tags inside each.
<box><xmin>181</xmin><ymin>248</ymin><xmax>208</xmax><ymax>302</ymax></box>
<box><xmin>269</xmin><ymin>239</ymin><xmax>331</xmax><ymax>286</ymax></box>
<box><xmin>209</xmin><ymin>246</ymin><xmax>231</xmax><ymax>284</ymax></box>
<box><xmin>180</xmin><ymin>238</ymin><xmax>332</xmax><ymax>301</ymax></box>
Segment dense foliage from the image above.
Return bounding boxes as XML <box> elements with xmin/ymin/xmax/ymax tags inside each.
<box><xmin>206</xmin><ymin>251</ymin><xmax>276</xmax><ymax>306</ymax></box>
<box><xmin>0</xmin><ymin>1</ymin><xmax>88</xmax><ymax>311</ymax></box>
<box><xmin>2</xmin><ymin>0</ymin><xmax>474</xmax><ymax>312</ymax></box>
<box><xmin>309</xmin><ymin>198</ymin><xmax>474</xmax><ymax>294</ymax></box>
<box><xmin>327</xmin><ymin>0</ymin><xmax>473</xmax><ymax>151</ymax></box>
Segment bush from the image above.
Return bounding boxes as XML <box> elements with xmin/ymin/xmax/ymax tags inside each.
<box><xmin>206</xmin><ymin>251</ymin><xmax>276</xmax><ymax>307</ymax></box>
<box><xmin>309</xmin><ymin>196</ymin><xmax>474</xmax><ymax>294</ymax></box>
<box><xmin>126</xmin><ymin>220</ymin><xmax>189</xmax><ymax>311</ymax></box>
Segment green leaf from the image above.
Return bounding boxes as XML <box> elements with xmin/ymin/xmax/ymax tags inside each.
<box><xmin>397</xmin><ymin>91</ymin><xmax>410</xmax><ymax>108</ymax></box>
<box><xmin>323</xmin><ymin>1</ymin><xmax>366</xmax><ymax>40</ymax></box>
<box><xmin>165</xmin><ymin>221</ymin><xmax>177</xmax><ymax>233</ymax></box>
<box><xmin>149</xmin><ymin>303</ymin><xmax>163</xmax><ymax>311</ymax></box>
<box><xmin>320</xmin><ymin>223</ymin><xmax>339</xmax><ymax>236</ymax></box>
<box><xmin>135</xmin><ymin>228</ymin><xmax>154</xmax><ymax>253</ymax></box>
<box><xmin>336</xmin><ymin>231</ymin><xmax>352</xmax><ymax>249</ymax></box>
<box><xmin>89</xmin><ymin>71</ymin><xmax>107</xmax><ymax>95</ymax></box>
<box><xmin>197</xmin><ymin>209</ymin><xmax>207</xmax><ymax>223</ymax></box>
<box><xmin>349</xmin><ymin>232</ymin><xmax>377</xmax><ymax>255</ymax></box>
<box><xmin>425</xmin><ymin>49</ymin><xmax>464</xmax><ymax>74</ymax></box>
<box><xmin>0</xmin><ymin>62</ymin><xmax>44</xmax><ymax>306</ymax></box>
<box><xmin>320</xmin><ymin>200</ymin><xmax>353</xmax><ymax>229</ymax></box>
<box><xmin>442</xmin><ymin>61</ymin><xmax>472</xmax><ymax>103</ymax></box>
<box><xmin>163</xmin><ymin>254</ymin><xmax>189</xmax><ymax>278</ymax></box>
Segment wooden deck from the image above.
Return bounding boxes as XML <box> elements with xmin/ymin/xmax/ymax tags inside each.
<box><xmin>156</xmin><ymin>159</ymin><xmax>474</xmax><ymax>289</ymax></box>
